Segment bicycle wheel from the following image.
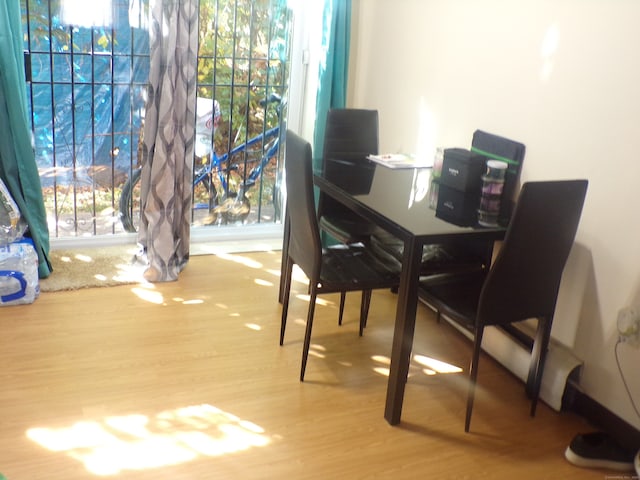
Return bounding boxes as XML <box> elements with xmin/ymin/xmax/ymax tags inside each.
<box><xmin>192</xmin><ymin>174</ymin><xmax>220</xmax><ymax>226</ymax></box>
<box><xmin>216</xmin><ymin>192</ymin><xmax>251</xmax><ymax>223</ymax></box>
<box><xmin>120</xmin><ymin>169</ymin><xmax>221</xmax><ymax>232</ymax></box>
<box><xmin>119</xmin><ymin>167</ymin><xmax>142</xmax><ymax>233</ymax></box>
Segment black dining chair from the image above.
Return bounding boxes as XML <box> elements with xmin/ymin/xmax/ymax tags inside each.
<box><xmin>317</xmin><ymin>108</ymin><xmax>380</xmax><ymax>245</ymax></box>
<box><xmin>278</xmin><ymin>108</ymin><xmax>379</xmax><ymax>305</ymax></box>
<box><xmin>418</xmin><ymin>179</ymin><xmax>588</xmax><ymax>432</ymax></box>
<box><xmin>280</xmin><ymin>130</ymin><xmax>400</xmax><ymax>381</ymax></box>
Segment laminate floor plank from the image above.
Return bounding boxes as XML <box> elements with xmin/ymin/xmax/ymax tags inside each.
<box><xmin>0</xmin><ymin>250</ymin><xmax>602</xmax><ymax>479</ymax></box>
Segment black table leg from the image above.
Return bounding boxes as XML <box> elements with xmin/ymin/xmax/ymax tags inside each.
<box><xmin>384</xmin><ymin>237</ymin><xmax>422</xmax><ymax>425</ymax></box>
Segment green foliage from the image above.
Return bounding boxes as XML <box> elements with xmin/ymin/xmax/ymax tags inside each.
<box><xmin>21</xmin><ymin>0</ymin><xmax>118</xmax><ymax>53</ymax></box>
<box><xmin>22</xmin><ymin>0</ymin><xmax>290</xmax><ymax>149</ymax></box>
<box><xmin>197</xmin><ymin>0</ymin><xmax>291</xmax><ymax>153</ymax></box>
<box><xmin>22</xmin><ymin>0</ymin><xmax>68</xmax><ymax>51</ymax></box>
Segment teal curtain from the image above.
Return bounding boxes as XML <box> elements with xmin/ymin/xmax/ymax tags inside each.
<box><xmin>312</xmin><ymin>0</ymin><xmax>351</xmax><ymax>172</ymax></box>
<box><xmin>0</xmin><ymin>2</ymin><xmax>51</xmax><ymax>278</ymax></box>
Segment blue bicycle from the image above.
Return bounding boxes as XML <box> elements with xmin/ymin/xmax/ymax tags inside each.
<box><xmin>119</xmin><ymin>93</ymin><xmax>284</xmax><ymax>232</ymax></box>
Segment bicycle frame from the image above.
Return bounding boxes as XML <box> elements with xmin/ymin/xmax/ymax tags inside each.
<box><xmin>193</xmin><ymin>124</ymin><xmax>281</xmax><ymax>207</ymax></box>
<box><xmin>119</xmin><ymin>95</ymin><xmax>285</xmax><ymax>232</ymax></box>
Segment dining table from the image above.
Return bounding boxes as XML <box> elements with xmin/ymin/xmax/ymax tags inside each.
<box><xmin>312</xmin><ymin>157</ymin><xmax>508</xmax><ymax>425</ymax></box>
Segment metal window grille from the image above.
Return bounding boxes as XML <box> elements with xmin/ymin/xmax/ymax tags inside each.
<box><xmin>21</xmin><ymin>0</ymin><xmax>290</xmax><ymax>238</ymax></box>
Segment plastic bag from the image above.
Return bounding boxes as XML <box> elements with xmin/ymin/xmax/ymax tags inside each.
<box><xmin>194</xmin><ymin>97</ymin><xmax>221</xmax><ymax>158</ymax></box>
<box><xmin>0</xmin><ymin>178</ymin><xmax>27</xmax><ymax>246</ymax></box>
<box><xmin>0</xmin><ymin>238</ymin><xmax>39</xmax><ymax>306</ymax></box>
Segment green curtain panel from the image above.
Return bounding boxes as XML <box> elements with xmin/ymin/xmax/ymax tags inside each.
<box><xmin>312</xmin><ymin>0</ymin><xmax>351</xmax><ymax>246</ymax></box>
<box><xmin>312</xmin><ymin>0</ymin><xmax>351</xmax><ymax>172</ymax></box>
<box><xmin>0</xmin><ymin>1</ymin><xmax>51</xmax><ymax>278</ymax></box>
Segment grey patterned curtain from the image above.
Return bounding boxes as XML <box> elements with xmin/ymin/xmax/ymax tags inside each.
<box><xmin>137</xmin><ymin>0</ymin><xmax>199</xmax><ymax>282</ymax></box>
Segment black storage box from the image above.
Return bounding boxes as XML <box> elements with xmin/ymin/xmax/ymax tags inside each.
<box><xmin>439</xmin><ymin>148</ymin><xmax>485</xmax><ymax>193</ymax></box>
<box><xmin>435</xmin><ymin>183</ymin><xmax>480</xmax><ymax>226</ymax></box>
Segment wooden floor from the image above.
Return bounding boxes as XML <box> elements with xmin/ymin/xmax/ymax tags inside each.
<box><xmin>0</xmin><ymin>250</ymin><xmax>606</xmax><ymax>479</ymax></box>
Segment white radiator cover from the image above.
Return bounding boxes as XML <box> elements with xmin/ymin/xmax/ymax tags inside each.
<box><xmin>442</xmin><ymin>317</ymin><xmax>583</xmax><ymax>411</ymax></box>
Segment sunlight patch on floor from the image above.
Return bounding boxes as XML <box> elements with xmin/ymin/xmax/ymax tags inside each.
<box><xmin>294</xmin><ymin>294</ymin><xmax>333</xmax><ymax>307</ymax></box>
<box><xmin>371</xmin><ymin>354</ymin><xmax>463</xmax><ymax>378</ymax></box>
<box><xmin>413</xmin><ymin>354</ymin><xmax>463</xmax><ymax>374</ymax></box>
<box><xmin>216</xmin><ymin>252</ymin><xmax>264</xmax><ymax>269</ymax></box>
<box><xmin>182</xmin><ymin>299</ymin><xmax>205</xmax><ymax>305</ymax></box>
<box><xmin>131</xmin><ymin>287</ymin><xmax>164</xmax><ymax>305</ymax></box>
<box><xmin>26</xmin><ymin>404</ymin><xmax>272</xmax><ymax>476</ymax></box>
<box><xmin>309</xmin><ymin>343</ymin><xmax>327</xmax><ymax>359</ymax></box>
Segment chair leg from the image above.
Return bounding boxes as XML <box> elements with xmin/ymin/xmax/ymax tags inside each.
<box><xmin>527</xmin><ymin>316</ymin><xmax>552</xmax><ymax>417</ymax></box>
<box><xmin>338</xmin><ymin>292</ymin><xmax>346</xmax><ymax>326</ymax></box>
<box><xmin>279</xmin><ymin>257</ymin><xmax>294</xmax><ymax>346</ymax></box>
<box><xmin>300</xmin><ymin>288</ymin><xmax>318</xmax><ymax>382</ymax></box>
<box><xmin>465</xmin><ymin>326</ymin><xmax>484</xmax><ymax>432</ymax></box>
<box><xmin>359</xmin><ymin>290</ymin><xmax>372</xmax><ymax>336</ymax></box>
<box><xmin>278</xmin><ymin>210</ymin><xmax>290</xmax><ymax>304</ymax></box>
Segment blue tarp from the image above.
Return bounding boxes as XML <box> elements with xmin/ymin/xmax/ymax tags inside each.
<box><xmin>25</xmin><ymin>1</ymin><xmax>150</xmax><ymax>186</ymax></box>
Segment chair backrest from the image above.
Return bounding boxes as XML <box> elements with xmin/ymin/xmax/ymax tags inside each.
<box><xmin>318</xmin><ymin>109</ymin><xmax>379</xmax><ymax>218</ymax></box>
<box><xmin>478</xmin><ymin>180</ymin><xmax>588</xmax><ymax>326</ymax></box>
<box><xmin>471</xmin><ymin>130</ymin><xmax>526</xmax><ymax>223</ymax></box>
<box><xmin>322</xmin><ymin>108</ymin><xmax>379</xmax><ymax>163</ymax></box>
<box><xmin>284</xmin><ymin>130</ymin><xmax>323</xmax><ymax>280</ymax></box>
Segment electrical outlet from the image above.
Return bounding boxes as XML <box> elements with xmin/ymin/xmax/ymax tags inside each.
<box><xmin>617</xmin><ymin>306</ymin><xmax>640</xmax><ymax>348</ymax></box>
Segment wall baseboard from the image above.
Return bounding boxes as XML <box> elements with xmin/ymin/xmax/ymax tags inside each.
<box><xmin>563</xmin><ymin>380</ymin><xmax>640</xmax><ymax>450</ymax></box>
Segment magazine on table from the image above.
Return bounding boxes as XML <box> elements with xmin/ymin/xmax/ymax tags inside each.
<box><xmin>366</xmin><ymin>153</ymin><xmax>431</xmax><ymax>169</ymax></box>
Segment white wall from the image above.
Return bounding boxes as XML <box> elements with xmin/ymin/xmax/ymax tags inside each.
<box><xmin>349</xmin><ymin>0</ymin><xmax>640</xmax><ymax>429</ymax></box>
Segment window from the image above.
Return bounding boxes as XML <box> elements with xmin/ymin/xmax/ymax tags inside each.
<box><xmin>21</xmin><ymin>0</ymin><xmax>292</xmax><ymax>239</ymax></box>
